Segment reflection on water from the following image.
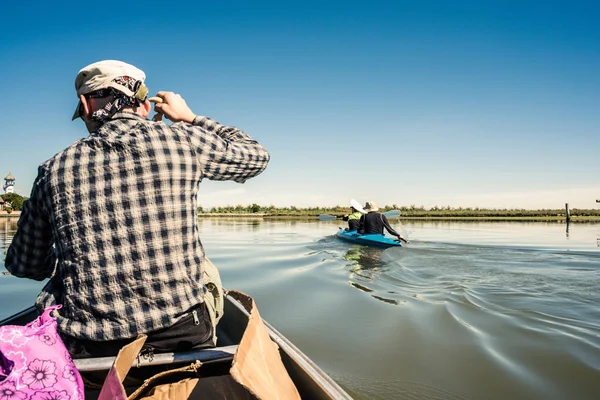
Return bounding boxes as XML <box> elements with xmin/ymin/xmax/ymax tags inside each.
<box><xmin>1</xmin><ymin>217</ymin><xmax>18</xmax><ymax>257</ymax></box>
<box><xmin>1</xmin><ymin>219</ymin><xmax>600</xmax><ymax>400</ymax></box>
<box><xmin>344</xmin><ymin>246</ymin><xmax>386</xmax><ymax>270</ymax></box>
<box><xmin>343</xmin><ymin>246</ymin><xmax>403</xmax><ymax>305</ymax></box>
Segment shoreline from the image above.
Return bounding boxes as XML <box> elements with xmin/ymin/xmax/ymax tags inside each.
<box><xmin>3</xmin><ymin>212</ymin><xmax>599</xmax><ymax>222</ymax></box>
<box><xmin>199</xmin><ymin>214</ymin><xmax>600</xmax><ymax>222</ymax></box>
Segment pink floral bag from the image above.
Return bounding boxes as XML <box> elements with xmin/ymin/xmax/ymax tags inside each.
<box><xmin>0</xmin><ymin>305</ymin><xmax>84</xmax><ymax>400</ymax></box>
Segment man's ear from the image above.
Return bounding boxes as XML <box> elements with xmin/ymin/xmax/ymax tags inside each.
<box><xmin>141</xmin><ymin>99</ymin><xmax>151</xmax><ymax>117</ymax></box>
<box><xmin>79</xmin><ymin>94</ymin><xmax>91</xmax><ymax>120</ymax></box>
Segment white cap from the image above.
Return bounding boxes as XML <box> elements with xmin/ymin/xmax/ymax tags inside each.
<box><xmin>72</xmin><ymin>60</ymin><xmax>146</xmax><ymax>120</ymax></box>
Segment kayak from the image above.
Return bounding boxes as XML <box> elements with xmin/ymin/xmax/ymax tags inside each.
<box><xmin>336</xmin><ymin>229</ymin><xmax>402</xmax><ymax>248</ymax></box>
<box><xmin>0</xmin><ymin>291</ymin><xmax>352</xmax><ymax>400</ymax></box>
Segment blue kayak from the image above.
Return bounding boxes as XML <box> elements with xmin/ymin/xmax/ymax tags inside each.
<box><xmin>335</xmin><ymin>229</ymin><xmax>402</xmax><ymax>248</ymax></box>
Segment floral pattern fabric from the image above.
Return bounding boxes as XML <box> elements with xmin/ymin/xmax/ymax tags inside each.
<box><xmin>0</xmin><ymin>306</ymin><xmax>83</xmax><ymax>400</ymax></box>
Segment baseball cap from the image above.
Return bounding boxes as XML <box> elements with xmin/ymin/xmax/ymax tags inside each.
<box><xmin>72</xmin><ymin>60</ymin><xmax>147</xmax><ymax>120</ymax></box>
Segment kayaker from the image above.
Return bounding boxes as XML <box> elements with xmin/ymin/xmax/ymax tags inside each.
<box><xmin>5</xmin><ymin>60</ymin><xmax>270</xmax><ymax>357</ymax></box>
<box><xmin>342</xmin><ymin>206</ymin><xmax>363</xmax><ymax>231</ymax></box>
<box><xmin>358</xmin><ymin>201</ymin><xmax>408</xmax><ymax>243</ymax></box>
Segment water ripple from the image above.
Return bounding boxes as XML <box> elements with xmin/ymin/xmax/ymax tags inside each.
<box><xmin>3</xmin><ymin>219</ymin><xmax>600</xmax><ymax>400</ymax></box>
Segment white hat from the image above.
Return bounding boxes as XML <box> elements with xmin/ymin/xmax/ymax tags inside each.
<box><xmin>363</xmin><ymin>201</ymin><xmax>378</xmax><ymax>212</ymax></box>
<box><xmin>350</xmin><ymin>198</ymin><xmax>367</xmax><ymax>214</ymax></box>
<box><xmin>72</xmin><ymin>60</ymin><xmax>147</xmax><ymax>120</ymax></box>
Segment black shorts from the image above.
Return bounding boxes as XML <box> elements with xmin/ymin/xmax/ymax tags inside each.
<box><xmin>72</xmin><ymin>301</ymin><xmax>213</xmax><ymax>358</ymax></box>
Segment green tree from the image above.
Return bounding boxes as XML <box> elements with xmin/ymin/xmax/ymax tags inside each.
<box><xmin>250</xmin><ymin>203</ymin><xmax>261</xmax><ymax>213</ymax></box>
<box><xmin>1</xmin><ymin>193</ymin><xmax>27</xmax><ymax>211</ymax></box>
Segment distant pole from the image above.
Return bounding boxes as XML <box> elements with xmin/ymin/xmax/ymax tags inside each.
<box><xmin>565</xmin><ymin>203</ymin><xmax>570</xmax><ymax>223</ymax></box>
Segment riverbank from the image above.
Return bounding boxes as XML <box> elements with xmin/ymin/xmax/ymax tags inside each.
<box><xmin>3</xmin><ymin>211</ymin><xmax>598</xmax><ymax>222</ymax></box>
<box><xmin>0</xmin><ymin>211</ymin><xmax>20</xmax><ymax>218</ymax></box>
<box><xmin>198</xmin><ymin>213</ymin><xmax>600</xmax><ymax>222</ymax></box>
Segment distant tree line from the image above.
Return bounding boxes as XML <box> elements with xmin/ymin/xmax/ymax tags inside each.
<box><xmin>198</xmin><ymin>204</ymin><xmax>600</xmax><ymax>218</ymax></box>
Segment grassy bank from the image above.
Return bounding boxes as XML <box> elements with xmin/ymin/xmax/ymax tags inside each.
<box><xmin>4</xmin><ymin>210</ymin><xmax>598</xmax><ymax>222</ymax></box>
<box><xmin>199</xmin><ymin>207</ymin><xmax>600</xmax><ymax>222</ymax></box>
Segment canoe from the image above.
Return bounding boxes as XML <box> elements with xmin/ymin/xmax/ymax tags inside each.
<box><xmin>0</xmin><ymin>292</ymin><xmax>352</xmax><ymax>400</ymax></box>
<box><xmin>336</xmin><ymin>228</ymin><xmax>402</xmax><ymax>248</ymax></box>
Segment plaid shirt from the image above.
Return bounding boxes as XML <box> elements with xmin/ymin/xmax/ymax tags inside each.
<box><xmin>6</xmin><ymin>112</ymin><xmax>269</xmax><ymax>342</ymax></box>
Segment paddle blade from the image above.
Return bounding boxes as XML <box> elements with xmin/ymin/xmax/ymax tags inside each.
<box><xmin>319</xmin><ymin>215</ymin><xmax>337</xmax><ymax>221</ymax></box>
<box><xmin>383</xmin><ymin>210</ymin><xmax>401</xmax><ymax>218</ymax></box>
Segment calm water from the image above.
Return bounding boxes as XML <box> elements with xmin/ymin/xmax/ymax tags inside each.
<box><xmin>1</xmin><ymin>217</ymin><xmax>600</xmax><ymax>399</ymax></box>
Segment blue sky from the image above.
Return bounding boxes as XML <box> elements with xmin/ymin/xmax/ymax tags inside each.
<box><xmin>0</xmin><ymin>1</ymin><xmax>598</xmax><ymax>209</ymax></box>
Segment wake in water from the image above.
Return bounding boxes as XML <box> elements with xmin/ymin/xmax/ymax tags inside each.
<box><xmin>316</xmin><ymin>238</ymin><xmax>600</xmax><ymax>399</ymax></box>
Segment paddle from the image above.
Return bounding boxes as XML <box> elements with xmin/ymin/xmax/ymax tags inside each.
<box><xmin>383</xmin><ymin>210</ymin><xmax>401</xmax><ymax>219</ymax></box>
<box><xmin>318</xmin><ymin>214</ymin><xmax>343</xmax><ymax>221</ymax></box>
<box><xmin>319</xmin><ymin>210</ymin><xmax>401</xmax><ymax>221</ymax></box>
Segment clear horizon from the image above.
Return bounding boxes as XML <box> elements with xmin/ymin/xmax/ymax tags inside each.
<box><xmin>1</xmin><ymin>1</ymin><xmax>598</xmax><ymax>210</ymax></box>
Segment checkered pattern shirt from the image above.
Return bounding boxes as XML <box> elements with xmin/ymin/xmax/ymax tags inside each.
<box><xmin>5</xmin><ymin>112</ymin><xmax>269</xmax><ymax>342</ymax></box>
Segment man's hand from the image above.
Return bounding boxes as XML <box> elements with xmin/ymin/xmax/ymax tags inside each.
<box><xmin>397</xmin><ymin>235</ymin><xmax>409</xmax><ymax>244</ymax></box>
<box><xmin>150</xmin><ymin>91</ymin><xmax>196</xmax><ymax>124</ymax></box>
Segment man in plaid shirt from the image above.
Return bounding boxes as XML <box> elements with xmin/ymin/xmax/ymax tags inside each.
<box><xmin>5</xmin><ymin>60</ymin><xmax>270</xmax><ymax>356</ymax></box>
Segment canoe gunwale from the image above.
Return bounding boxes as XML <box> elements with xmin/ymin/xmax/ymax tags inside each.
<box><xmin>226</xmin><ymin>293</ymin><xmax>353</xmax><ymax>400</ymax></box>
<box><xmin>0</xmin><ymin>294</ymin><xmax>351</xmax><ymax>399</ymax></box>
